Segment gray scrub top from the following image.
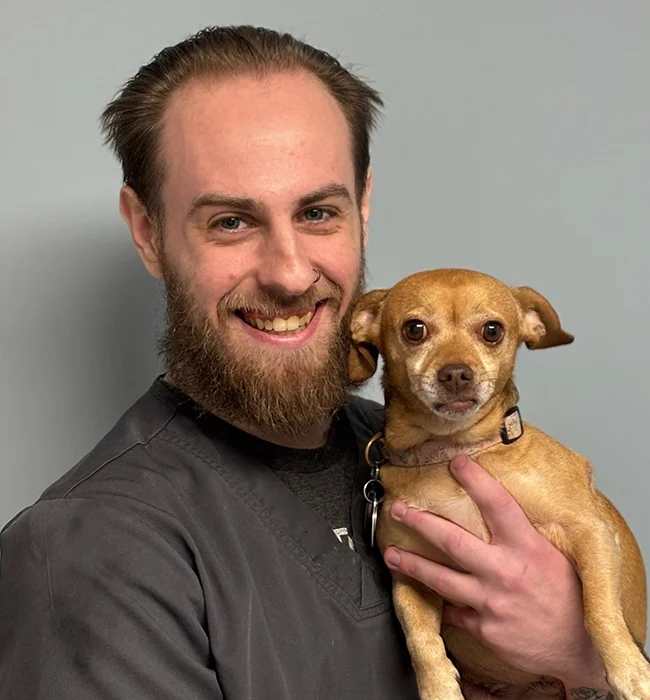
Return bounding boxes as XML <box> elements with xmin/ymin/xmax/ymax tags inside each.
<box><xmin>0</xmin><ymin>378</ymin><xmax>419</xmax><ymax>699</ymax></box>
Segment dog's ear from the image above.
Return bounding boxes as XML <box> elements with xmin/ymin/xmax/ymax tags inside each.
<box><xmin>511</xmin><ymin>286</ymin><xmax>575</xmax><ymax>349</ymax></box>
<box><xmin>348</xmin><ymin>289</ymin><xmax>389</xmax><ymax>385</ymax></box>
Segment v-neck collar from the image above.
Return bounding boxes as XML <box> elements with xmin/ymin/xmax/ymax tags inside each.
<box><xmin>150</xmin><ymin>377</ymin><xmax>393</xmax><ymax>620</ymax></box>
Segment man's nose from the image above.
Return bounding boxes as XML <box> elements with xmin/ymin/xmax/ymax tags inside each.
<box><xmin>255</xmin><ymin>226</ymin><xmax>317</xmax><ymax>297</ymax></box>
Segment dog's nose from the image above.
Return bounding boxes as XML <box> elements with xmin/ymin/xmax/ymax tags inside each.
<box><xmin>437</xmin><ymin>364</ymin><xmax>474</xmax><ymax>390</ymax></box>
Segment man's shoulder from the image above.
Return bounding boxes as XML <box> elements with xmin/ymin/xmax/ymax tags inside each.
<box><xmin>40</xmin><ymin>380</ymin><xmax>175</xmax><ymax>498</ymax></box>
<box><xmin>3</xmin><ymin>377</ymin><xmax>212</xmax><ymax>534</ymax></box>
<box><xmin>2</xmin><ymin>378</ymin><xmax>204</xmax><ymax>539</ymax></box>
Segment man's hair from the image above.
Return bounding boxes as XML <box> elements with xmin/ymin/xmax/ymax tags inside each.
<box><xmin>100</xmin><ymin>25</ymin><xmax>384</xmax><ymax>225</ymax></box>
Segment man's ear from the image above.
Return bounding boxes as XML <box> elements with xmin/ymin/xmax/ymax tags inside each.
<box><xmin>119</xmin><ymin>185</ymin><xmax>164</xmax><ymax>279</ymax></box>
<box><xmin>511</xmin><ymin>286</ymin><xmax>575</xmax><ymax>349</ymax></box>
<box><xmin>348</xmin><ymin>288</ymin><xmax>389</xmax><ymax>385</ymax></box>
<box><xmin>360</xmin><ymin>167</ymin><xmax>373</xmax><ymax>248</ymax></box>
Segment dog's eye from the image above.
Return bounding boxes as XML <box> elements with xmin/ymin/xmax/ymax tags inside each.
<box><xmin>482</xmin><ymin>321</ymin><xmax>505</xmax><ymax>344</ymax></box>
<box><xmin>402</xmin><ymin>320</ymin><xmax>428</xmax><ymax>343</ymax></box>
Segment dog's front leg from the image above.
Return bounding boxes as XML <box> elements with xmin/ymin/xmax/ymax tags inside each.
<box><xmin>392</xmin><ymin>572</ymin><xmax>463</xmax><ymax>700</ymax></box>
<box><xmin>570</xmin><ymin>521</ymin><xmax>650</xmax><ymax>700</ymax></box>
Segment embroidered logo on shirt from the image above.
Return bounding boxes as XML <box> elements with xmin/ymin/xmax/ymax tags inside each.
<box><xmin>332</xmin><ymin>527</ymin><xmax>356</xmax><ymax>551</ymax></box>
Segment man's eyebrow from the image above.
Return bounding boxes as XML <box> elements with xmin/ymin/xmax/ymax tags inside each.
<box><xmin>296</xmin><ymin>184</ymin><xmax>353</xmax><ymax>208</ymax></box>
<box><xmin>187</xmin><ymin>193</ymin><xmax>260</xmax><ymax>220</ymax></box>
<box><xmin>186</xmin><ymin>183</ymin><xmax>353</xmax><ymax>221</ymax></box>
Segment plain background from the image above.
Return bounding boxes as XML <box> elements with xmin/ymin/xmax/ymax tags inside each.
<box><xmin>1</xmin><ymin>0</ymin><xmax>649</xmax><ymax>639</ymax></box>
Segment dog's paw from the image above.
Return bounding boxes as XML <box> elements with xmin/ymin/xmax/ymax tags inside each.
<box><xmin>607</xmin><ymin>655</ymin><xmax>650</xmax><ymax>700</ymax></box>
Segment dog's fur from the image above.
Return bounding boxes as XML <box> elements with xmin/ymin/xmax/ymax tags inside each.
<box><xmin>348</xmin><ymin>268</ymin><xmax>648</xmax><ymax>700</ymax></box>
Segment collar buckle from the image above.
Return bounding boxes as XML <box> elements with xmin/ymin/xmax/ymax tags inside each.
<box><xmin>500</xmin><ymin>406</ymin><xmax>524</xmax><ymax>445</ymax></box>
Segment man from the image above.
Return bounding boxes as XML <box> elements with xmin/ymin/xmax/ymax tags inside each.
<box><xmin>0</xmin><ymin>26</ymin><xmax>611</xmax><ymax>699</ymax></box>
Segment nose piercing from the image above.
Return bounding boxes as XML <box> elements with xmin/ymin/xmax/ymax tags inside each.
<box><xmin>313</xmin><ymin>269</ymin><xmax>321</xmax><ymax>284</ymax></box>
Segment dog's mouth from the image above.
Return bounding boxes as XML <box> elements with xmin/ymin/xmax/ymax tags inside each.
<box><xmin>433</xmin><ymin>398</ymin><xmax>479</xmax><ymax>418</ymax></box>
<box><xmin>409</xmin><ymin>369</ymin><xmax>495</xmax><ymax>423</ymax></box>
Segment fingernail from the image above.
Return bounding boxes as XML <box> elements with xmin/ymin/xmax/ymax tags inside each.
<box><xmin>392</xmin><ymin>500</ymin><xmax>408</xmax><ymax>520</ymax></box>
<box><xmin>385</xmin><ymin>549</ymin><xmax>401</xmax><ymax>567</ymax></box>
<box><xmin>450</xmin><ymin>454</ymin><xmax>469</xmax><ymax>471</ymax></box>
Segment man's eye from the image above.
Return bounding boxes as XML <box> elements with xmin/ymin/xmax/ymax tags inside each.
<box><xmin>303</xmin><ymin>208</ymin><xmax>328</xmax><ymax>222</ymax></box>
<box><xmin>210</xmin><ymin>216</ymin><xmax>245</xmax><ymax>231</ymax></box>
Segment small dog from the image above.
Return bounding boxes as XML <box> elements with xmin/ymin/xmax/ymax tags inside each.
<box><xmin>349</xmin><ymin>268</ymin><xmax>648</xmax><ymax>700</ymax></box>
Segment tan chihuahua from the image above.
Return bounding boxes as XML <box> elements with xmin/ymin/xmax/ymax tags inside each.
<box><xmin>349</xmin><ymin>268</ymin><xmax>648</xmax><ymax>700</ymax></box>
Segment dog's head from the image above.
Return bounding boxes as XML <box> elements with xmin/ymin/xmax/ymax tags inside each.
<box><xmin>349</xmin><ymin>269</ymin><xmax>573</xmax><ymax>429</ymax></box>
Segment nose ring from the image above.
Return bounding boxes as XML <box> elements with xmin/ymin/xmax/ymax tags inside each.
<box><xmin>313</xmin><ymin>269</ymin><xmax>321</xmax><ymax>284</ymax></box>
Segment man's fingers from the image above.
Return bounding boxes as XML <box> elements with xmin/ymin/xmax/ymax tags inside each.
<box><xmin>442</xmin><ymin>603</ymin><xmax>482</xmax><ymax>637</ymax></box>
<box><xmin>448</xmin><ymin>455</ymin><xmax>532</xmax><ymax>544</ymax></box>
<box><xmin>384</xmin><ymin>546</ymin><xmax>486</xmax><ymax>609</ymax></box>
<box><xmin>390</xmin><ymin>500</ymin><xmax>493</xmax><ymax>575</ymax></box>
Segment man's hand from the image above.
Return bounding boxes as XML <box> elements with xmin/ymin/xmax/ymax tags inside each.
<box><xmin>383</xmin><ymin>454</ymin><xmax>608</xmax><ymax>689</ymax></box>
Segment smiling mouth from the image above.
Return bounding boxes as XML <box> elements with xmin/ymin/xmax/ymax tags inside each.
<box><xmin>236</xmin><ymin>301</ymin><xmax>324</xmax><ymax>333</ymax></box>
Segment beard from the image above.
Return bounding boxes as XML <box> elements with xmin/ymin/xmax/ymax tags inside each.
<box><xmin>157</xmin><ymin>251</ymin><xmax>366</xmax><ymax>439</ymax></box>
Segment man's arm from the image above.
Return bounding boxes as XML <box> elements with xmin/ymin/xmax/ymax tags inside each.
<box><xmin>0</xmin><ymin>497</ymin><xmax>222</xmax><ymax>700</ymax></box>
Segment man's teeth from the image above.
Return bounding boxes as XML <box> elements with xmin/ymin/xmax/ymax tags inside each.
<box><xmin>244</xmin><ymin>310</ymin><xmax>314</xmax><ymax>333</ymax></box>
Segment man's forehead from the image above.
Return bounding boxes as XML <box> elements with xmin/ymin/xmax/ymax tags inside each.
<box><xmin>159</xmin><ymin>72</ymin><xmax>356</xmax><ymax>209</ymax></box>
<box><xmin>162</xmin><ymin>74</ymin><xmax>352</xmax><ymax>168</ymax></box>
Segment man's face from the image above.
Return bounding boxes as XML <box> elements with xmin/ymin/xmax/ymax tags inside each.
<box><xmin>123</xmin><ymin>71</ymin><xmax>370</xmax><ymax>440</ymax></box>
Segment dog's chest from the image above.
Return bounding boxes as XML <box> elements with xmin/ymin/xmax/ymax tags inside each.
<box><xmin>377</xmin><ymin>464</ymin><xmax>490</xmax><ymax>561</ymax></box>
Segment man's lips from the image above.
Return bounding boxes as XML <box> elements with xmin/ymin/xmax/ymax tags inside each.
<box><xmin>234</xmin><ymin>300</ymin><xmax>326</xmax><ymax>334</ymax></box>
<box><xmin>233</xmin><ymin>301</ymin><xmax>328</xmax><ymax>347</ymax></box>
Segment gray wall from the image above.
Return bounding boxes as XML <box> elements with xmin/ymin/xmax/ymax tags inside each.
<box><xmin>2</xmin><ymin>0</ymin><xmax>648</xmax><ymax>634</ymax></box>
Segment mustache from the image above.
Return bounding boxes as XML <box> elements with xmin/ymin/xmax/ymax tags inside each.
<box><xmin>219</xmin><ymin>279</ymin><xmax>343</xmax><ymax>318</ymax></box>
